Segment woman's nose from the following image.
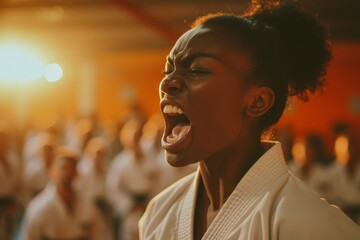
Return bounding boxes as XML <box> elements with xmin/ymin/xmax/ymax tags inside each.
<box><xmin>159</xmin><ymin>77</ymin><xmax>183</xmax><ymax>96</ymax></box>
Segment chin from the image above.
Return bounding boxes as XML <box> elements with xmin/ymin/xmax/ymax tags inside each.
<box><xmin>165</xmin><ymin>151</ymin><xmax>198</xmax><ymax>168</ymax></box>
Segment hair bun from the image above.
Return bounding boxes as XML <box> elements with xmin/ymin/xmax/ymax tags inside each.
<box><xmin>251</xmin><ymin>2</ymin><xmax>332</xmax><ymax>100</ymax></box>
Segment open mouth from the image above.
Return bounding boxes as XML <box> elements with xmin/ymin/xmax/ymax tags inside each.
<box><xmin>162</xmin><ymin>104</ymin><xmax>191</xmax><ymax>146</ymax></box>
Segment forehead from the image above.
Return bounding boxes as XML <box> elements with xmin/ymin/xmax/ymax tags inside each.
<box><xmin>169</xmin><ymin>25</ymin><xmax>245</xmax><ymax>60</ymax></box>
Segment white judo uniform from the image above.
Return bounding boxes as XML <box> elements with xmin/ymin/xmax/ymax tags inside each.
<box><xmin>139</xmin><ymin>143</ymin><xmax>360</xmax><ymax>240</ymax></box>
<box><xmin>327</xmin><ymin>162</ymin><xmax>360</xmax><ymax>207</ymax></box>
<box><xmin>107</xmin><ymin>148</ymin><xmax>159</xmax><ymax>240</ymax></box>
<box><xmin>22</xmin><ymin>158</ymin><xmax>49</xmax><ymax>204</ymax></box>
<box><xmin>77</xmin><ymin>161</ymin><xmax>107</xmax><ymax>201</ymax></box>
<box><xmin>23</xmin><ymin>184</ymin><xmax>110</xmax><ymax>240</ymax></box>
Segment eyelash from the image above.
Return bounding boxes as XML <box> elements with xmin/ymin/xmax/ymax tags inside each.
<box><xmin>162</xmin><ymin>64</ymin><xmax>210</xmax><ymax>75</ymax></box>
<box><xmin>189</xmin><ymin>69</ymin><xmax>210</xmax><ymax>74</ymax></box>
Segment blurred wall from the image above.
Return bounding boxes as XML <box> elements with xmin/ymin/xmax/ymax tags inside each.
<box><xmin>277</xmin><ymin>42</ymin><xmax>360</xmax><ymax>145</ymax></box>
<box><xmin>0</xmin><ymin>42</ymin><xmax>359</xmax><ymax>148</ymax></box>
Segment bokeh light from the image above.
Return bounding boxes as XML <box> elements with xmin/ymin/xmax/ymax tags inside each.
<box><xmin>334</xmin><ymin>135</ymin><xmax>350</xmax><ymax>164</ymax></box>
<box><xmin>44</xmin><ymin>63</ymin><xmax>63</xmax><ymax>82</ymax></box>
<box><xmin>292</xmin><ymin>138</ymin><xmax>306</xmax><ymax>166</ymax></box>
<box><xmin>0</xmin><ymin>43</ymin><xmax>45</xmax><ymax>83</ymax></box>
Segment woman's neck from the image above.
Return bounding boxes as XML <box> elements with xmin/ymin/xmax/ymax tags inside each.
<box><xmin>199</xmin><ymin>137</ymin><xmax>264</xmax><ymax>211</ymax></box>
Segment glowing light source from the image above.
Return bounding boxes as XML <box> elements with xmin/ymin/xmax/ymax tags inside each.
<box><xmin>0</xmin><ymin>44</ymin><xmax>45</xmax><ymax>83</ymax></box>
<box><xmin>334</xmin><ymin>135</ymin><xmax>349</xmax><ymax>164</ymax></box>
<box><xmin>44</xmin><ymin>63</ymin><xmax>63</xmax><ymax>82</ymax></box>
<box><xmin>292</xmin><ymin>138</ymin><xmax>306</xmax><ymax>166</ymax></box>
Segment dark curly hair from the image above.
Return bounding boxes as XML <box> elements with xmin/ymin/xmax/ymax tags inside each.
<box><xmin>192</xmin><ymin>2</ymin><xmax>332</xmax><ymax>130</ymax></box>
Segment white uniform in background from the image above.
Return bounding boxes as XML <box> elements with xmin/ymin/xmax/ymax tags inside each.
<box><xmin>106</xmin><ymin>149</ymin><xmax>158</xmax><ymax>240</ymax></box>
<box><xmin>21</xmin><ymin>158</ymin><xmax>49</xmax><ymax>204</ymax></box>
<box><xmin>22</xmin><ymin>129</ymin><xmax>40</xmax><ymax>164</ymax></box>
<box><xmin>23</xmin><ymin>184</ymin><xmax>112</xmax><ymax>240</ymax></box>
<box><xmin>288</xmin><ymin>162</ymin><xmax>334</xmax><ymax>200</ymax></box>
<box><xmin>326</xmin><ymin>162</ymin><xmax>360</xmax><ymax>224</ymax></box>
<box><xmin>327</xmin><ymin>162</ymin><xmax>360</xmax><ymax>205</ymax></box>
<box><xmin>77</xmin><ymin>161</ymin><xmax>107</xmax><ymax>201</ymax></box>
<box><xmin>140</xmin><ymin>143</ymin><xmax>360</xmax><ymax>240</ymax></box>
<box><xmin>77</xmin><ymin>160</ymin><xmax>115</xmax><ymax>238</ymax></box>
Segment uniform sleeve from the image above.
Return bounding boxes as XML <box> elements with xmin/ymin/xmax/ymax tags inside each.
<box><xmin>22</xmin><ymin>206</ymin><xmax>44</xmax><ymax>240</ymax></box>
<box><xmin>105</xmin><ymin>159</ymin><xmax>134</xmax><ymax>217</ymax></box>
<box><xmin>275</xmin><ymin>197</ymin><xmax>360</xmax><ymax>240</ymax></box>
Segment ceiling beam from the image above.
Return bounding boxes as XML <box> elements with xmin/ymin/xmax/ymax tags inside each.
<box><xmin>106</xmin><ymin>0</ymin><xmax>178</xmax><ymax>42</ymax></box>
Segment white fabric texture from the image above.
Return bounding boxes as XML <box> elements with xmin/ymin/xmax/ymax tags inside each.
<box><xmin>21</xmin><ymin>158</ymin><xmax>49</xmax><ymax>204</ymax></box>
<box><xmin>139</xmin><ymin>143</ymin><xmax>360</xmax><ymax>240</ymax></box>
<box><xmin>23</xmin><ymin>184</ymin><xmax>111</xmax><ymax>240</ymax></box>
<box><xmin>106</xmin><ymin>148</ymin><xmax>160</xmax><ymax>240</ymax></box>
<box><xmin>77</xmin><ymin>161</ymin><xmax>107</xmax><ymax>201</ymax></box>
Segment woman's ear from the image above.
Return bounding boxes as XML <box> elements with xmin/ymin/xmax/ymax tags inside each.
<box><xmin>245</xmin><ymin>87</ymin><xmax>275</xmax><ymax>117</ymax></box>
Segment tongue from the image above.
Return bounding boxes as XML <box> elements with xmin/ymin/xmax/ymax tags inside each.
<box><xmin>171</xmin><ymin>123</ymin><xmax>190</xmax><ymax>140</ymax></box>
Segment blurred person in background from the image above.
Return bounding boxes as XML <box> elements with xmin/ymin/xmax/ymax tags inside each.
<box><xmin>22</xmin><ymin>128</ymin><xmax>55</xmax><ymax>165</ymax></box>
<box><xmin>101</xmin><ymin>119</ymin><xmax>125</xmax><ymax>163</ymax></box>
<box><xmin>21</xmin><ymin>132</ymin><xmax>56</xmax><ymax>205</ymax></box>
<box><xmin>327</xmin><ymin>132</ymin><xmax>360</xmax><ymax>224</ymax></box>
<box><xmin>106</xmin><ymin>117</ymin><xmax>158</xmax><ymax>240</ymax></box>
<box><xmin>77</xmin><ymin>137</ymin><xmax>114</xmax><ymax>233</ymax></box>
<box><xmin>63</xmin><ymin>117</ymin><xmax>99</xmax><ymax>153</ymax></box>
<box><xmin>0</xmin><ymin>122</ymin><xmax>22</xmax><ymax>240</ymax></box>
<box><xmin>22</xmin><ymin>147</ymin><xmax>112</xmax><ymax>240</ymax></box>
<box><xmin>288</xmin><ymin>134</ymin><xmax>334</xmax><ymax>199</ymax></box>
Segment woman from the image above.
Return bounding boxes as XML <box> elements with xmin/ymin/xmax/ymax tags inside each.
<box><xmin>139</xmin><ymin>3</ymin><xmax>360</xmax><ymax>240</ymax></box>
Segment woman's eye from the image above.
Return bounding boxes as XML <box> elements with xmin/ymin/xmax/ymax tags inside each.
<box><xmin>189</xmin><ymin>68</ymin><xmax>210</xmax><ymax>74</ymax></box>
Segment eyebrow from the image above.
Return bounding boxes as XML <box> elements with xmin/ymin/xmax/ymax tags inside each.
<box><xmin>166</xmin><ymin>52</ymin><xmax>222</xmax><ymax>66</ymax></box>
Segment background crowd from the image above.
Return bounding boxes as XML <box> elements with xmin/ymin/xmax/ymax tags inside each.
<box><xmin>0</xmin><ymin>108</ymin><xmax>359</xmax><ymax>240</ymax></box>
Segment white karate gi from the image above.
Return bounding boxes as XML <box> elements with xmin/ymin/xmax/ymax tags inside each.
<box><xmin>77</xmin><ymin>161</ymin><xmax>107</xmax><ymax>201</ymax></box>
<box><xmin>77</xmin><ymin>162</ymin><xmax>115</xmax><ymax>240</ymax></box>
<box><xmin>327</xmin><ymin>162</ymin><xmax>360</xmax><ymax>206</ymax></box>
<box><xmin>23</xmin><ymin>184</ymin><xmax>111</xmax><ymax>240</ymax></box>
<box><xmin>139</xmin><ymin>143</ymin><xmax>360</xmax><ymax>240</ymax></box>
<box><xmin>106</xmin><ymin>148</ymin><xmax>159</xmax><ymax>240</ymax></box>
<box><xmin>326</xmin><ymin>162</ymin><xmax>360</xmax><ymax>224</ymax></box>
<box><xmin>21</xmin><ymin>158</ymin><xmax>49</xmax><ymax>204</ymax></box>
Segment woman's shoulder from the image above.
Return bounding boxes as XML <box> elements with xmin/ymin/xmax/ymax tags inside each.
<box><xmin>273</xmin><ymin>174</ymin><xmax>360</xmax><ymax>238</ymax></box>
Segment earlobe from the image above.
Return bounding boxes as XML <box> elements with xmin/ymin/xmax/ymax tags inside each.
<box><xmin>246</xmin><ymin>87</ymin><xmax>275</xmax><ymax>117</ymax></box>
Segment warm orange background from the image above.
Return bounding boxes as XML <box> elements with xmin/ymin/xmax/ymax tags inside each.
<box><xmin>276</xmin><ymin>42</ymin><xmax>360</xmax><ymax>145</ymax></box>
<box><xmin>0</xmin><ymin>42</ymin><xmax>359</xmax><ymax>149</ymax></box>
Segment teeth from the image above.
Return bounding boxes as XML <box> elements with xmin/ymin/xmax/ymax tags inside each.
<box><xmin>163</xmin><ymin>105</ymin><xmax>184</xmax><ymax>114</ymax></box>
